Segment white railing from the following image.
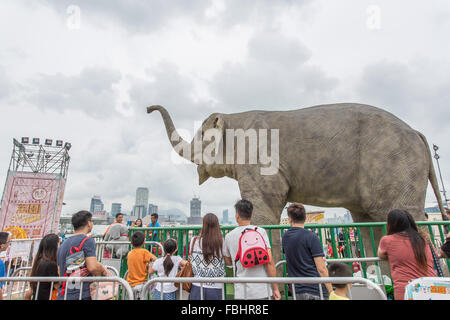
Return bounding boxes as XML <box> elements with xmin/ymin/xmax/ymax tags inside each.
<box><xmin>1</xmin><ymin>276</ymin><xmax>134</xmax><ymax>300</ymax></box>
<box><xmin>140</xmin><ymin>276</ymin><xmax>387</xmax><ymax>300</ymax></box>
<box><xmin>3</xmin><ymin>265</ymin><xmax>120</xmax><ymax>300</ymax></box>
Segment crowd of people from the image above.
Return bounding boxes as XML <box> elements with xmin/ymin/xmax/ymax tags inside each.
<box><xmin>0</xmin><ymin>204</ymin><xmax>449</xmax><ymax>300</ymax></box>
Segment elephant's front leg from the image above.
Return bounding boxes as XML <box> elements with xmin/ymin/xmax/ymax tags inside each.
<box><xmin>237</xmin><ymin>169</ymin><xmax>290</xmax><ymax>278</ymax></box>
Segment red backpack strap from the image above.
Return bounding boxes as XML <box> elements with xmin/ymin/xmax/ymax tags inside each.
<box><xmin>253</xmin><ymin>227</ymin><xmax>268</xmax><ymax>250</ymax></box>
<box><xmin>69</xmin><ymin>236</ymin><xmax>90</xmax><ymax>255</ymax></box>
<box><xmin>234</xmin><ymin>228</ymin><xmax>252</xmax><ymax>262</ymax></box>
<box><xmin>234</xmin><ymin>228</ymin><xmax>251</xmax><ymax>275</ymax></box>
<box><xmin>78</xmin><ymin>236</ymin><xmax>90</xmax><ymax>250</ymax></box>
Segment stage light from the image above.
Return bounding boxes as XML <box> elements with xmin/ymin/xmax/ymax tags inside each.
<box><xmin>32</xmin><ymin>138</ymin><xmax>40</xmax><ymax>145</ymax></box>
<box><xmin>45</xmin><ymin>139</ymin><xmax>53</xmax><ymax>146</ymax></box>
<box><xmin>56</xmin><ymin>140</ymin><xmax>63</xmax><ymax>147</ymax></box>
<box><xmin>433</xmin><ymin>144</ymin><xmax>439</xmax><ymax>151</ymax></box>
<box><xmin>64</xmin><ymin>142</ymin><xmax>72</xmax><ymax>151</ymax></box>
<box><xmin>21</xmin><ymin>137</ymin><xmax>29</xmax><ymax>144</ymax></box>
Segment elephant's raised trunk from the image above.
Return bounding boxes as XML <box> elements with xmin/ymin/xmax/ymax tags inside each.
<box><xmin>147</xmin><ymin>105</ymin><xmax>194</xmax><ymax>163</ymax></box>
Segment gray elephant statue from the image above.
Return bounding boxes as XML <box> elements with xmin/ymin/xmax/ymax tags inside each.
<box><xmin>147</xmin><ymin>103</ymin><xmax>446</xmax><ymax>267</ymax></box>
<box><xmin>104</xmin><ymin>223</ymin><xmax>129</xmax><ymax>259</ymax></box>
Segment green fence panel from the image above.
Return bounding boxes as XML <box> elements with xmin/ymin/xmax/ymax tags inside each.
<box><xmin>124</xmin><ymin>219</ymin><xmax>450</xmax><ymax>299</ymax></box>
<box><xmin>355</xmin><ymin>227</ymin><xmax>367</xmax><ymax>278</ymax></box>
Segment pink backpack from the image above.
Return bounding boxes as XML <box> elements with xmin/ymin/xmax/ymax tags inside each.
<box><xmin>235</xmin><ymin>227</ymin><xmax>269</xmax><ymax>269</ymax></box>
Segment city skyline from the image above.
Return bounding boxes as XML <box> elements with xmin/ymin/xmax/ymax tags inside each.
<box><xmin>78</xmin><ymin>191</ymin><xmax>352</xmax><ymax>225</ymax></box>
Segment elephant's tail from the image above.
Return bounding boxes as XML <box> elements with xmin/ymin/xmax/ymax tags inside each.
<box><xmin>416</xmin><ymin>130</ymin><xmax>447</xmax><ymax>220</ymax></box>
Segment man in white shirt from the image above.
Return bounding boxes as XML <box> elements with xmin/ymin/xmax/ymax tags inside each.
<box><xmin>223</xmin><ymin>199</ymin><xmax>281</xmax><ymax>300</ymax></box>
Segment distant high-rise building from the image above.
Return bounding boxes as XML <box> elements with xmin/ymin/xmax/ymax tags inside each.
<box><xmin>90</xmin><ymin>195</ymin><xmax>104</xmax><ymax>213</ymax></box>
<box><xmin>222</xmin><ymin>209</ymin><xmax>229</xmax><ymax>224</ymax></box>
<box><xmin>133</xmin><ymin>205</ymin><xmax>146</xmax><ymax>219</ymax></box>
<box><xmin>111</xmin><ymin>203</ymin><xmax>122</xmax><ymax>217</ymax></box>
<box><xmin>148</xmin><ymin>203</ymin><xmax>158</xmax><ymax>215</ymax></box>
<box><xmin>344</xmin><ymin>210</ymin><xmax>353</xmax><ymax>223</ymax></box>
<box><xmin>135</xmin><ymin>187</ymin><xmax>149</xmax><ymax>218</ymax></box>
<box><xmin>188</xmin><ymin>197</ymin><xmax>202</xmax><ymax>225</ymax></box>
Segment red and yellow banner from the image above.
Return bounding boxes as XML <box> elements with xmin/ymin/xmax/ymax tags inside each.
<box><xmin>0</xmin><ymin>171</ymin><xmax>66</xmax><ymax>238</ymax></box>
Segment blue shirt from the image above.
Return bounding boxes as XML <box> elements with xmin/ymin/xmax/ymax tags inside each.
<box><xmin>57</xmin><ymin>234</ymin><xmax>96</xmax><ymax>300</ymax></box>
<box><xmin>147</xmin><ymin>221</ymin><xmax>161</xmax><ymax>241</ymax></box>
<box><xmin>0</xmin><ymin>259</ymin><xmax>5</xmax><ymax>289</ymax></box>
<box><xmin>282</xmin><ymin>227</ymin><xmax>329</xmax><ymax>298</ymax></box>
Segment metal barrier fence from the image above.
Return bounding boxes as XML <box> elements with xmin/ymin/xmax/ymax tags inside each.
<box><xmin>275</xmin><ymin>257</ymin><xmax>391</xmax><ymax>300</ymax></box>
<box><xmin>95</xmin><ymin>240</ymin><xmax>164</xmax><ymax>278</ymax></box>
<box><xmin>3</xmin><ymin>266</ymin><xmax>120</xmax><ymax>300</ymax></box>
<box><xmin>129</xmin><ymin>221</ymin><xmax>450</xmax><ymax>274</ymax></box>
<box><xmin>2</xmin><ymin>220</ymin><xmax>447</xmax><ymax>299</ymax></box>
<box><xmin>128</xmin><ymin>221</ymin><xmax>450</xmax><ymax>258</ymax></box>
<box><xmin>11</xmin><ymin>265</ymin><xmax>119</xmax><ymax>277</ymax></box>
<box><xmin>276</xmin><ymin>257</ymin><xmax>389</xmax><ymax>283</ymax></box>
<box><xmin>139</xmin><ymin>276</ymin><xmax>387</xmax><ymax>300</ymax></box>
<box><xmin>1</xmin><ymin>238</ymin><xmax>163</xmax><ymax>279</ymax></box>
<box><xmin>275</xmin><ymin>255</ymin><xmax>449</xmax><ymax>300</ymax></box>
<box><xmin>1</xmin><ymin>276</ymin><xmax>134</xmax><ymax>300</ymax></box>
<box><xmin>2</xmin><ymin>238</ymin><xmax>42</xmax><ymax>277</ymax></box>
<box><xmin>128</xmin><ymin>221</ymin><xmax>449</xmax><ymax>300</ymax></box>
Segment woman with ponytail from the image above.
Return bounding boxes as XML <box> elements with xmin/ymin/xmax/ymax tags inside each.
<box><xmin>149</xmin><ymin>238</ymin><xmax>186</xmax><ymax>300</ymax></box>
<box><xmin>377</xmin><ymin>209</ymin><xmax>436</xmax><ymax>300</ymax></box>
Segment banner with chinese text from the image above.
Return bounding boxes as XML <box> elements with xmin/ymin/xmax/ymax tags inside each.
<box><xmin>0</xmin><ymin>171</ymin><xmax>66</xmax><ymax>238</ymax></box>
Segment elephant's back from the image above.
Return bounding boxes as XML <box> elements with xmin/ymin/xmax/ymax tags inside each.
<box><xmin>227</xmin><ymin>103</ymin><xmax>426</xmax><ymax>209</ymax></box>
<box><xmin>228</xmin><ymin>103</ymin><xmax>413</xmax><ymax>131</ymax></box>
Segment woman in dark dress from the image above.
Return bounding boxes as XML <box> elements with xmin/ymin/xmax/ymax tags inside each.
<box><xmin>25</xmin><ymin>233</ymin><xmax>60</xmax><ymax>300</ymax></box>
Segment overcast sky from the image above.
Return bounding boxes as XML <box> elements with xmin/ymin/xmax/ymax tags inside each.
<box><xmin>0</xmin><ymin>0</ymin><xmax>449</xmax><ymax>220</ymax></box>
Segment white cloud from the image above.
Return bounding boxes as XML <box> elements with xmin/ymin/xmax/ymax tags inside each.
<box><xmin>25</xmin><ymin>67</ymin><xmax>122</xmax><ymax>118</ymax></box>
<box><xmin>211</xmin><ymin>29</ymin><xmax>338</xmax><ymax>110</ymax></box>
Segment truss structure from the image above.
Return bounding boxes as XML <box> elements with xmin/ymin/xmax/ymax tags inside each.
<box><xmin>9</xmin><ymin>138</ymin><xmax>70</xmax><ymax>178</ymax></box>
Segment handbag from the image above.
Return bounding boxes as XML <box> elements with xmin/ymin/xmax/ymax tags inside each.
<box><xmin>175</xmin><ymin>237</ymin><xmax>197</xmax><ymax>292</ymax></box>
<box><xmin>89</xmin><ymin>270</ymin><xmax>119</xmax><ymax>300</ymax></box>
<box><xmin>427</xmin><ymin>238</ymin><xmax>444</xmax><ymax>277</ymax></box>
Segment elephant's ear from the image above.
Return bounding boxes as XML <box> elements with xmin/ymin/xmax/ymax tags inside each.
<box><xmin>197</xmin><ymin>114</ymin><xmax>226</xmax><ymax>185</ymax></box>
<box><xmin>202</xmin><ymin>114</ymin><xmax>225</xmax><ymax>160</ymax></box>
<box><xmin>211</xmin><ymin>115</ymin><xmax>225</xmax><ymax>152</ymax></box>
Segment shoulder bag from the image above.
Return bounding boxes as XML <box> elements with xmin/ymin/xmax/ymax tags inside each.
<box><xmin>174</xmin><ymin>236</ymin><xmax>197</xmax><ymax>292</ymax></box>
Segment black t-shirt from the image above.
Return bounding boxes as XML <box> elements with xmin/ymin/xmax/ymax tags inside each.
<box><xmin>442</xmin><ymin>237</ymin><xmax>450</xmax><ymax>258</ymax></box>
<box><xmin>282</xmin><ymin>227</ymin><xmax>329</xmax><ymax>298</ymax></box>
<box><xmin>32</xmin><ymin>260</ymin><xmax>59</xmax><ymax>300</ymax></box>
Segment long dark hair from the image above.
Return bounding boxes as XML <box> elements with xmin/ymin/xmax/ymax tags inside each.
<box><xmin>199</xmin><ymin>213</ymin><xmax>223</xmax><ymax>264</ymax></box>
<box><xmin>387</xmin><ymin>209</ymin><xmax>428</xmax><ymax>271</ymax></box>
<box><xmin>162</xmin><ymin>239</ymin><xmax>178</xmax><ymax>276</ymax></box>
<box><xmin>30</xmin><ymin>234</ymin><xmax>59</xmax><ymax>289</ymax></box>
<box><xmin>135</xmin><ymin>219</ymin><xmax>143</xmax><ymax>227</ymax></box>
